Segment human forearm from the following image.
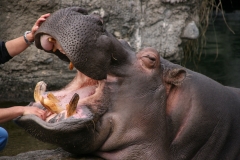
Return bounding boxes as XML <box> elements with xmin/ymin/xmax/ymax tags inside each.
<box><xmin>5</xmin><ymin>35</ymin><xmax>32</xmax><ymax>57</ymax></box>
<box><xmin>0</xmin><ymin>106</ymin><xmax>25</xmax><ymax>123</ymax></box>
<box><xmin>0</xmin><ymin>106</ymin><xmax>47</xmax><ymax>123</ymax></box>
<box><xmin>4</xmin><ymin>13</ymin><xmax>50</xmax><ymax>58</ymax></box>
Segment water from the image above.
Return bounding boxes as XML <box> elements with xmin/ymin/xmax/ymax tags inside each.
<box><xmin>0</xmin><ymin>11</ymin><xmax>240</xmax><ymax>157</ymax></box>
<box><xmin>185</xmin><ymin>11</ymin><xmax>240</xmax><ymax>88</ymax></box>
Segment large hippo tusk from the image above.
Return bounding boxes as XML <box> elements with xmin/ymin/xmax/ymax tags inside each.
<box><xmin>43</xmin><ymin>93</ymin><xmax>64</xmax><ymax>113</ymax></box>
<box><xmin>34</xmin><ymin>81</ymin><xmax>46</xmax><ymax>102</ymax></box>
<box><xmin>66</xmin><ymin>93</ymin><xmax>79</xmax><ymax>117</ymax></box>
<box><xmin>34</xmin><ymin>81</ymin><xmax>63</xmax><ymax>114</ymax></box>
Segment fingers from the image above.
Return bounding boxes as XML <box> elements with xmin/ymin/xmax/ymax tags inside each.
<box><xmin>31</xmin><ymin>13</ymin><xmax>50</xmax><ymax>34</ymax></box>
<box><xmin>36</xmin><ymin>109</ymin><xmax>47</xmax><ymax>120</ymax></box>
<box><xmin>23</xmin><ymin>107</ymin><xmax>48</xmax><ymax>120</ymax></box>
<box><xmin>41</xmin><ymin>13</ymin><xmax>51</xmax><ymax>19</ymax></box>
<box><xmin>34</xmin><ymin>17</ymin><xmax>47</xmax><ymax>27</ymax></box>
<box><xmin>26</xmin><ymin>13</ymin><xmax>50</xmax><ymax>43</ymax></box>
<box><xmin>37</xmin><ymin>108</ymin><xmax>49</xmax><ymax>120</ymax></box>
<box><xmin>35</xmin><ymin>13</ymin><xmax>50</xmax><ymax>27</ymax></box>
<box><xmin>31</xmin><ymin>26</ymin><xmax>39</xmax><ymax>34</ymax></box>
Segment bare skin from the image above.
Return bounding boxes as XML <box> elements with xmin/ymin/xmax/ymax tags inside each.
<box><xmin>0</xmin><ymin>13</ymin><xmax>51</xmax><ymax>122</ymax></box>
<box><xmin>0</xmin><ymin>106</ymin><xmax>47</xmax><ymax>123</ymax></box>
<box><xmin>5</xmin><ymin>13</ymin><xmax>50</xmax><ymax>57</ymax></box>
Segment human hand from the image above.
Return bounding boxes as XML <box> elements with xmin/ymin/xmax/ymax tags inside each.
<box><xmin>27</xmin><ymin>13</ymin><xmax>51</xmax><ymax>42</ymax></box>
<box><xmin>22</xmin><ymin>106</ymin><xmax>48</xmax><ymax>120</ymax></box>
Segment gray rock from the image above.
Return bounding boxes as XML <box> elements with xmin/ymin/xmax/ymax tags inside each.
<box><xmin>162</xmin><ymin>0</ymin><xmax>188</xmax><ymax>3</ymax></box>
<box><xmin>181</xmin><ymin>21</ymin><xmax>199</xmax><ymax>39</ymax></box>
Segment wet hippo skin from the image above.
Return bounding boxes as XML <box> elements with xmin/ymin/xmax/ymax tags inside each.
<box><xmin>15</xmin><ymin>7</ymin><xmax>240</xmax><ymax>160</ymax></box>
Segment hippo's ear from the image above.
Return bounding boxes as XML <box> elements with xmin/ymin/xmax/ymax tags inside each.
<box><xmin>164</xmin><ymin>68</ymin><xmax>186</xmax><ymax>86</ymax></box>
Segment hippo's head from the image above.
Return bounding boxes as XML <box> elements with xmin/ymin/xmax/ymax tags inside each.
<box><xmin>15</xmin><ymin>7</ymin><xmax>187</xmax><ymax>159</ymax></box>
<box><xmin>34</xmin><ymin>7</ymin><xmax>128</xmax><ymax>80</ymax></box>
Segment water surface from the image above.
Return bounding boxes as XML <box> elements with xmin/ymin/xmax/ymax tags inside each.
<box><xmin>185</xmin><ymin>11</ymin><xmax>240</xmax><ymax>87</ymax></box>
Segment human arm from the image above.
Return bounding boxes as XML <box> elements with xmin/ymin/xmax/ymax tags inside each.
<box><xmin>5</xmin><ymin>13</ymin><xmax>50</xmax><ymax>57</ymax></box>
<box><xmin>0</xmin><ymin>106</ymin><xmax>47</xmax><ymax>123</ymax></box>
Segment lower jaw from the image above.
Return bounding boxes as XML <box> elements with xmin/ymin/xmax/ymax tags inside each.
<box><xmin>46</xmin><ymin>105</ymin><xmax>92</xmax><ymax>123</ymax></box>
<box><xmin>33</xmin><ymin>78</ymin><xmax>106</xmax><ymax>123</ymax></box>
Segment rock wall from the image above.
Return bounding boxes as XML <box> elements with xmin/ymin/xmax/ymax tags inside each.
<box><xmin>0</xmin><ymin>0</ymin><xmax>201</xmax><ymax>102</ymax></box>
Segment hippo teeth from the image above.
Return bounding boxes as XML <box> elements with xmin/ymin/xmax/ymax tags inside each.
<box><xmin>41</xmin><ymin>35</ymin><xmax>74</xmax><ymax>71</ymax></box>
<box><xmin>34</xmin><ymin>81</ymin><xmax>80</xmax><ymax>116</ymax></box>
<box><xmin>48</xmin><ymin>37</ymin><xmax>57</xmax><ymax>52</ymax></box>
<box><xmin>47</xmin><ymin>36</ymin><xmax>74</xmax><ymax>71</ymax></box>
<box><xmin>69</xmin><ymin>62</ymin><xmax>74</xmax><ymax>70</ymax></box>
<box><xmin>34</xmin><ymin>78</ymin><xmax>97</xmax><ymax>121</ymax></box>
<box><xmin>33</xmin><ymin>71</ymin><xmax>102</xmax><ymax>123</ymax></box>
<box><xmin>40</xmin><ymin>35</ymin><xmax>66</xmax><ymax>54</ymax></box>
<box><xmin>48</xmin><ymin>37</ymin><xmax>66</xmax><ymax>54</ymax></box>
<box><xmin>66</xmin><ymin>93</ymin><xmax>79</xmax><ymax>117</ymax></box>
<box><xmin>34</xmin><ymin>81</ymin><xmax>64</xmax><ymax>114</ymax></box>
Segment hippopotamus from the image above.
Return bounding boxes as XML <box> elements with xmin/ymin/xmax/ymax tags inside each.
<box><xmin>15</xmin><ymin>7</ymin><xmax>240</xmax><ymax>160</ymax></box>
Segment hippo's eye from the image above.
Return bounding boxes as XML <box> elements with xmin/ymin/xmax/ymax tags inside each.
<box><xmin>141</xmin><ymin>55</ymin><xmax>156</xmax><ymax>69</ymax></box>
<box><xmin>147</xmin><ymin>56</ymin><xmax>156</xmax><ymax>61</ymax></box>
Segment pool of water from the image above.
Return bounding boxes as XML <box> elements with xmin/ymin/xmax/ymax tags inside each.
<box><xmin>185</xmin><ymin>11</ymin><xmax>240</xmax><ymax>88</ymax></box>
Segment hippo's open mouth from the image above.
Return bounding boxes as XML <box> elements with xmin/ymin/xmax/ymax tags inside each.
<box><xmin>33</xmin><ymin>70</ymin><xmax>106</xmax><ymax>123</ymax></box>
<box><xmin>31</xmin><ymin>31</ymin><xmax>111</xmax><ymax>123</ymax></box>
<box><xmin>16</xmin><ymin>7</ymin><xmax>121</xmax><ymax>143</ymax></box>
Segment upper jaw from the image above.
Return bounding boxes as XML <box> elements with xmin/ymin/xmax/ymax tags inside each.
<box><xmin>37</xmin><ymin>34</ymin><xmax>109</xmax><ymax>80</ymax></box>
